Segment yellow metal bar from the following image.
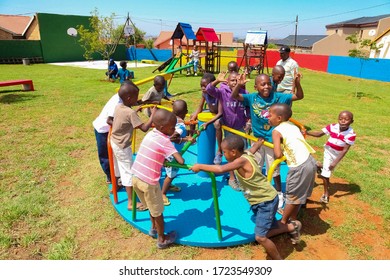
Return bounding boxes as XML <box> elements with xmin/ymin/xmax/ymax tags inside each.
<box><xmin>220</xmin><ymin>125</ymin><xmax>288</xmax><ymax>181</ymax></box>
<box><xmin>139</xmin><ymin>104</ymin><xmax>193</xmax><ymax>118</ymax></box>
<box><xmin>266</xmin><ymin>156</ymin><xmax>286</xmax><ymax>182</ymax></box>
<box><xmin>221</xmin><ymin>125</ymin><xmax>274</xmax><ymax>149</ymax></box>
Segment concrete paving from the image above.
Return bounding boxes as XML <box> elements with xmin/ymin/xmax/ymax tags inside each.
<box><xmin>49</xmin><ymin>60</ymin><xmax>156</xmax><ymax>70</ymax></box>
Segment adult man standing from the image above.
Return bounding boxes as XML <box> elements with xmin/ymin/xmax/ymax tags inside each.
<box><xmin>276</xmin><ymin>46</ymin><xmax>299</xmax><ymax>93</ymax></box>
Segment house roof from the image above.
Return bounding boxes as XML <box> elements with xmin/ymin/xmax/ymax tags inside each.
<box><xmin>0</xmin><ymin>14</ymin><xmax>33</xmax><ymax>35</ymax></box>
<box><xmin>326</xmin><ymin>14</ymin><xmax>390</xmax><ymax>29</ymax></box>
<box><xmin>154</xmin><ymin>31</ymin><xmax>190</xmax><ymax>48</ymax></box>
<box><xmin>196</xmin><ymin>27</ymin><xmax>219</xmax><ymax>42</ymax></box>
<box><xmin>154</xmin><ymin>31</ymin><xmax>173</xmax><ymax>46</ymax></box>
<box><xmin>271</xmin><ymin>35</ymin><xmax>327</xmax><ymax>48</ymax></box>
<box><xmin>171</xmin><ymin>22</ymin><xmax>196</xmax><ymax>40</ymax></box>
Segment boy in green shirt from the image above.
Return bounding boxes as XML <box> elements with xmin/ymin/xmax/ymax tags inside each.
<box><xmin>190</xmin><ymin>135</ymin><xmax>301</xmax><ymax>260</ymax></box>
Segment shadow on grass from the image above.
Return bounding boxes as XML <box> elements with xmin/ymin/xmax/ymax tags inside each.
<box><xmin>349</xmin><ymin>91</ymin><xmax>382</xmax><ymax>100</ymax></box>
<box><xmin>271</xmin><ymin>234</ymin><xmax>308</xmax><ymax>259</ymax></box>
<box><xmin>0</xmin><ymin>93</ymin><xmax>39</xmax><ymax>104</ymax></box>
<box><xmin>330</xmin><ymin>182</ymin><xmax>361</xmax><ymax>198</ymax></box>
<box><xmin>172</xmin><ymin>89</ymin><xmax>199</xmax><ymax>97</ymax></box>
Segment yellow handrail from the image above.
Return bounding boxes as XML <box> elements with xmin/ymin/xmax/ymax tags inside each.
<box><xmin>220</xmin><ymin>125</ymin><xmax>285</xmax><ymax>182</ymax></box>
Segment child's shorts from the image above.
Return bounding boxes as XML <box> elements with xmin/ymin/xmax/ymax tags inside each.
<box><xmin>251</xmin><ymin>195</ymin><xmax>279</xmax><ymax>237</ymax></box>
<box><xmin>165</xmin><ymin>155</ymin><xmax>178</xmax><ymax>179</ymax></box>
<box><xmin>285</xmin><ymin>156</ymin><xmax>316</xmax><ymax>205</ymax></box>
<box><xmin>254</xmin><ymin>145</ymin><xmax>280</xmax><ymax>177</ymax></box>
<box><xmin>111</xmin><ymin>142</ymin><xmax>133</xmax><ymax>186</ymax></box>
<box><xmin>321</xmin><ymin>145</ymin><xmax>340</xmax><ymax>178</ymax></box>
<box><xmin>132</xmin><ymin>176</ymin><xmax>164</xmax><ymax>218</ymax></box>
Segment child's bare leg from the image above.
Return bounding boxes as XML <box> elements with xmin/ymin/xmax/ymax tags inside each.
<box><xmin>154</xmin><ymin>214</ymin><xmax>167</xmax><ymax>243</ymax></box>
<box><xmin>150</xmin><ymin>213</ymin><xmax>156</xmax><ymax>230</ymax></box>
<box><xmin>323</xmin><ymin>177</ymin><xmax>330</xmax><ymax>198</ymax></box>
<box><xmin>267</xmin><ymin>221</ymin><xmax>295</xmax><ymax>237</ymax></box>
<box><xmin>281</xmin><ymin>204</ymin><xmax>300</xmax><ymax>224</ymax></box>
<box><xmin>214</xmin><ymin>120</ymin><xmax>222</xmax><ymax>155</ymax></box>
<box><xmin>126</xmin><ymin>186</ymin><xmax>142</xmax><ymax>210</ymax></box>
<box><xmin>273</xmin><ymin>175</ymin><xmax>282</xmax><ymax>192</ymax></box>
<box><xmin>255</xmin><ymin>236</ymin><xmax>282</xmax><ymax>260</ymax></box>
<box><xmin>161</xmin><ymin>176</ymin><xmax>173</xmax><ymax>201</ymax></box>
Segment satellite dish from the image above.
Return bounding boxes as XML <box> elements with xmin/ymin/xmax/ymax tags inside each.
<box><xmin>67</xmin><ymin>27</ymin><xmax>78</xmax><ymax>37</ymax></box>
<box><xmin>368</xmin><ymin>29</ymin><xmax>376</xmax><ymax>37</ymax></box>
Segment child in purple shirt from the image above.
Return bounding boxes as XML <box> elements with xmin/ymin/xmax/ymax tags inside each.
<box><xmin>206</xmin><ymin>71</ymin><xmax>249</xmax><ymax>189</ymax></box>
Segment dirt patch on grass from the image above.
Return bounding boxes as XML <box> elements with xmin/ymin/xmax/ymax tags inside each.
<box><xmin>189</xmin><ymin>176</ymin><xmax>389</xmax><ymax>260</ymax></box>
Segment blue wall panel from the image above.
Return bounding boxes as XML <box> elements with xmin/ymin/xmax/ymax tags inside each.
<box><xmin>328</xmin><ymin>56</ymin><xmax>390</xmax><ymax>82</ymax></box>
<box><xmin>127</xmin><ymin>47</ymin><xmax>172</xmax><ymax>62</ymax></box>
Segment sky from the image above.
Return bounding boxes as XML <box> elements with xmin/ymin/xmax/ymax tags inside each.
<box><xmin>1</xmin><ymin>0</ymin><xmax>390</xmax><ymax>39</ymax></box>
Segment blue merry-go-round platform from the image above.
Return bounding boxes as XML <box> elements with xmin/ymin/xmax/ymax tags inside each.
<box><xmin>108</xmin><ymin>142</ymin><xmax>287</xmax><ymax>248</ymax></box>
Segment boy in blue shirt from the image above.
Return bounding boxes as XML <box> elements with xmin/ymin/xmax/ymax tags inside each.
<box><xmin>231</xmin><ymin>73</ymin><xmax>304</xmax><ymax>207</ymax></box>
<box><xmin>116</xmin><ymin>61</ymin><xmax>134</xmax><ymax>84</ymax></box>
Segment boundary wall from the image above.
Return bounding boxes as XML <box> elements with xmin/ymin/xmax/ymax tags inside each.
<box><xmin>129</xmin><ymin>48</ymin><xmax>389</xmax><ymax>83</ymax></box>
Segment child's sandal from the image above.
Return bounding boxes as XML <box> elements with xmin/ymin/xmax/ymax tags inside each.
<box><xmin>289</xmin><ymin>220</ymin><xmax>302</xmax><ymax>245</ymax></box>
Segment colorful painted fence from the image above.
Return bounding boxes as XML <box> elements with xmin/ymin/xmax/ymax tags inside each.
<box><xmin>128</xmin><ymin>47</ymin><xmax>390</xmax><ymax>83</ymax></box>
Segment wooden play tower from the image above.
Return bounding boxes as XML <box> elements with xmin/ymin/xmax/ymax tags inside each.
<box><xmin>239</xmin><ymin>30</ymin><xmax>269</xmax><ymax>76</ymax></box>
<box><xmin>170</xmin><ymin>22</ymin><xmax>197</xmax><ymax>72</ymax></box>
<box><xmin>196</xmin><ymin>27</ymin><xmax>221</xmax><ymax>73</ymax></box>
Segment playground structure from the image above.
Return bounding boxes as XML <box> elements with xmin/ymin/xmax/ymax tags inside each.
<box><xmin>106</xmin><ymin>107</ymin><xmax>305</xmax><ymax>247</ymax></box>
<box><xmin>238</xmin><ymin>30</ymin><xmax>269</xmax><ymax>76</ymax></box>
<box><xmin>195</xmin><ymin>27</ymin><xmax>221</xmax><ymax>74</ymax></box>
<box><xmin>170</xmin><ymin>22</ymin><xmax>197</xmax><ymax>74</ymax></box>
<box><xmin>161</xmin><ymin>23</ymin><xmax>223</xmax><ymax>74</ymax></box>
<box><xmin>136</xmin><ymin>23</ymin><xmax>271</xmax><ymax>76</ymax></box>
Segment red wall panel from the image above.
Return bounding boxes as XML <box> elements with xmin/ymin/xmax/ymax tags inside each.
<box><xmin>237</xmin><ymin>49</ymin><xmax>329</xmax><ymax>72</ymax></box>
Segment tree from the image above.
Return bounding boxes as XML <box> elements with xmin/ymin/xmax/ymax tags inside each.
<box><xmin>76</xmin><ymin>8</ymin><xmax>123</xmax><ymax>61</ymax></box>
<box><xmin>113</xmin><ymin>24</ymin><xmax>146</xmax><ymax>46</ymax></box>
<box><xmin>345</xmin><ymin>32</ymin><xmax>380</xmax><ymax>58</ymax></box>
<box><xmin>345</xmin><ymin>32</ymin><xmax>381</xmax><ymax>97</ymax></box>
<box><xmin>144</xmin><ymin>38</ymin><xmax>155</xmax><ymax>49</ymax></box>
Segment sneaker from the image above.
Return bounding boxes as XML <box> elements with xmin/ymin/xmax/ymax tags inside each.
<box><xmin>148</xmin><ymin>228</ymin><xmax>157</xmax><ymax>238</ymax></box>
<box><xmin>277</xmin><ymin>192</ymin><xmax>285</xmax><ymax>208</ymax></box>
<box><xmin>186</xmin><ymin>72</ymin><xmax>191</xmax><ymax>76</ymax></box>
<box><xmin>213</xmin><ymin>153</ymin><xmax>223</xmax><ymax>165</ymax></box>
<box><xmin>228</xmin><ymin>179</ymin><xmax>243</xmax><ymax>191</ymax></box>
<box><xmin>194</xmin><ymin>72</ymin><xmax>197</xmax><ymax>76</ymax></box>
<box><xmin>289</xmin><ymin>220</ymin><xmax>302</xmax><ymax>245</ymax></box>
<box><xmin>320</xmin><ymin>195</ymin><xmax>329</xmax><ymax>204</ymax></box>
<box><xmin>157</xmin><ymin>231</ymin><xmax>177</xmax><ymax>249</ymax></box>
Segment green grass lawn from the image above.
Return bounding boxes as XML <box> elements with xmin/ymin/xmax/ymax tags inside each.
<box><xmin>0</xmin><ymin>63</ymin><xmax>389</xmax><ymax>259</ymax></box>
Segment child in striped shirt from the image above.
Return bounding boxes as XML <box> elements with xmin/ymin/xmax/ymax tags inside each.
<box><xmin>306</xmin><ymin>110</ymin><xmax>356</xmax><ymax>204</ymax></box>
<box><xmin>131</xmin><ymin>109</ymin><xmax>184</xmax><ymax>249</ymax></box>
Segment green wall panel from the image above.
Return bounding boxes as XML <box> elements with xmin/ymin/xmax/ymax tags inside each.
<box><xmin>0</xmin><ymin>40</ymin><xmax>42</xmax><ymax>58</ymax></box>
<box><xmin>37</xmin><ymin>13</ymin><xmax>127</xmax><ymax>63</ymax></box>
<box><xmin>37</xmin><ymin>13</ymin><xmax>90</xmax><ymax>63</ymax></box>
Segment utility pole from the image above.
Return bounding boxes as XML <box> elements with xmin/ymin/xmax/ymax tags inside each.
<box><xmin>294</xmin><ymin>15</ymin><xmax>298</xmax><ymax>51</ymax></box>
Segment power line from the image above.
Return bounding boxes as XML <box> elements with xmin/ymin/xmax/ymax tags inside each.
<box><xmin>300</xmin><ymin>2</ymin><xmax>390</xmax><ymax>22</ymax></box>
